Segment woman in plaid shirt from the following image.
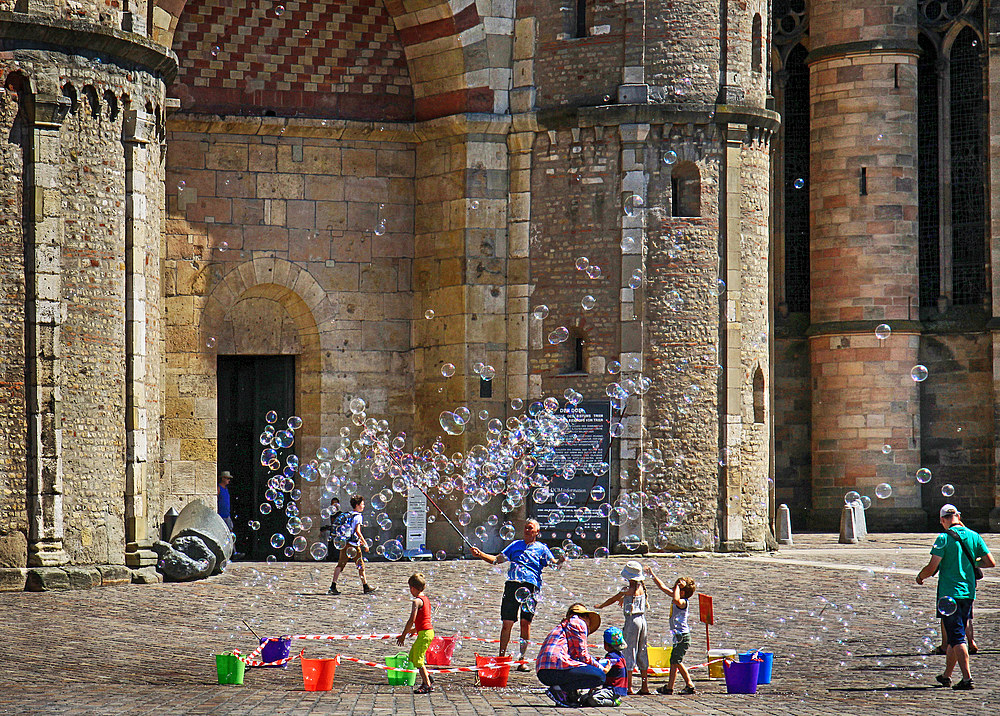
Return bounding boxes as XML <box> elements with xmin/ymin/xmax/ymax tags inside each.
<box><xmin>536</xmin><ymin>604</ymin><xmax>610</xmax><ymax>707</ymax></box>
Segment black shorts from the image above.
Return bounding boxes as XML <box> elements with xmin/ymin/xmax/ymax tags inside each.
<box><xmin>500</xmin><ymin>581</ymin><xmax>538</xmax><ymax>623</ymax></box>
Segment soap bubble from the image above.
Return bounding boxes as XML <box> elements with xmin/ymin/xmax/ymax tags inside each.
<box><xmin>511</xmin><ymin>398</ymin><xmax>524</xmax><ymax>410</ymax></box>
<box><xmin>274</xmin><ymin>4</ymin><xmax>285</xmax><ymax>16</ymax></box>
<box><xmin>712</xmin><ymin>279</ymin><xmax>727</xmax><ymax>296</ymax></box>
<box><xmin>384</xmin><ymin>539</ymin><xmax>403</xmax><ymax>561</ymax></box>
<box><xmin>594</xmin><ymin>546</ymin><xmax>610</xmax><ymax>559</ymax></box>
<box><xmin>555</xmin><ymin>492</ymin><xmax>572</xmax><ymax>508</ymax></box>
<box><xmin>663</xmin><ymin>150</ymin><xmax>678</xmax><ymax>165</ymax></box>
<box><xmin>875</xmin><ymin>483</ymin><xmax>892</xmax><ymax>499</ymax></box>
<box><xmin>211</xmin><ymin>46</ymin><xmax>220</xmax><ymax>58</ymax></box>
<box><xmin>793</xmin><ymin>177</ymin><xmax>805</xmax><ymax>189</ymax></box>
<box><xmin>620</xmin><ymin>235</ymin><xmax>636</xmax><ymax>252</ymax></box>
<box><xmin>458</xmin><ymin>512</ymin><xmax>472</xmax><ymax>526</ymax></box>
<box><xmin>481</xmin><ymin>365</ymin><xmax>496</xmax><ymax>381</ymax></box>
<box><xmin>260</xmin><ymin>503</ymin><xmax>272</xmax><ymax>515</ymax></box>
<box><xmin>910</xmin><ymin>365</ymin><xmax>929</xmax><ymax>382</ymax></box>
<box><xmin>941</xmin><ymin>484</ymin><xmax>955</xmax><ymax>497</ymax></box>
<box><xmin>206</xmin><ymin>336</ymin><xmax>217</xmax><ymax>348</ymax></box>
<box><xmin>248</xmin><ymin>520</ymin><xmax>260</xmax><ymax>530</ymax></box>
<box><xmin>860</xmin><ymin>495</ymin><xmax>872</xmax><ymax>510</ymax></box>
<box><xmin>937</xmin><ymin>596</ymin><xmax>957</xmax><ymax>617</ymax></box>
<box><xmin>581</xmin><ymin>295</ymin><xmax>596</xmax><ymax>310</ymax></box>
<box><xmin>575</xmin><ymin>257</ymin><xmax>590</xmax><ymax>271</ymax></box>
<box><xmin>532</xmin><ymin>305</ymin><xmax>550</xmax><ymax>320</ymax></box>
<box><xmin>590</xmin><ymin>485</ymin><xmax>606</xmax><ymax>501</ymax></box>
<box><xmin>265</xmin><ymin>410</ymin><xmax>278</xmax><ymax>424</ymax></box>
<box><xmin>291</xmin><ymin>536</ymin><xmax>307</xmax><ymax>552</ymax></box>
<box><xmin>623</xmin><ymin>194</ymin><xmax>644</xmax><ymax>216</ymax></box>
<box><xmin>607</xmin><ymin>361</ymin><xmax>621</xmax><ymax>375</ymax></box>
<box><xmin>287</xmin><ymin>416</ymin><xmax>303</xmax><ymax>430</ymax></box>
<box><xmin>309</xmin><ymin>542</ymin><xmax>328</xmax><ymax>560</ymax></box>
<box><xmin>424</xmin><ymin>309</ymin><xmax>435</xmax><ymax>319</ymax></box>
<box><xmin>434</xmin><ymin>550</ymin><xmax>447</xmax><ymax>561</ymax></box>
<box><xmin>916</xmin><ymin>468</ymin><xmax>932</xmax><ymax>484</ymax></box>
<box><xmin>270</xmin><ymin>533</ymin><xmax>286</xmax><ymax>549</ymax></box>
<box><xmin>500</xmin><ymin>523</ymin><xmax>516</xmax><ymax>540</ymax></box>
<box><xmin>454</xmin><ymin>406</ymin><xmax>471</xmax><ymax>424</ymax></box>
<box><xmin>548</xmin><ymin>327</ymin><xmax>570</xmax><ymax>344</ymax></box>
<box><xmin>875</xmin><ymin>324</ymin><xmax>891</xmax><ymax>340</ymax></box>
<box><xmin>844</xmin><ymin>491</ymin><xmax>861</xmax><ymax>504</ymax></box>
<box><xmin>515</xmin><ymin>586</ymin><xmax>532</xmax><ymax>603</ymax></box>
<box><xmin>441</xmin><ymin>363</ymin><xmax>456</xmax><ymax>378</ymax></box>
<box><xmin>475</xmin><ymin>525</ymin><xmax>488</xmax><ymax>542</ymax></box>
<box><xmin>439</xmin><ymin>411</ymin><xmax>465</xmax><ymax>435</ymax></box>
<box><xmin>882</xmin><ymin>444</ymin><xmax>892</xmax><ymax>455</ymax></box>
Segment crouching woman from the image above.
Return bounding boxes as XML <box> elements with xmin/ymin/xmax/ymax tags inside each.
<box><xmin>536</xmin><ymin>603</ymin><xmax>610</xmax><ymax>707</ymax></box>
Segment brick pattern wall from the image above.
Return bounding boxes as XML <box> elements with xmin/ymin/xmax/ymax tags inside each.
<box><xmin>171</xmin><ymin>0</ymin><xmax>413</xmax><ymax>120</ymax></box>
<box><xmin>773</xmin><ymin>334</ymin><xmax>812</xmax><ymax>524</ymax></box>
<box><xmin>0</xmin><ymin>0</ymin><xmax>126</xmax><ymax>27</ymax></box>
<box><xmin>0</xmin><ymin>79</ymin><xmax>28</xmax><ymax>545</ymax></box>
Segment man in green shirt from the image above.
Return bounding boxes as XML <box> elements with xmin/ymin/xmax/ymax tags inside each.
<box><xmin>916</xmin><ymin>504</ymin><xmax>995</xmax><ymax>691</ymax></box>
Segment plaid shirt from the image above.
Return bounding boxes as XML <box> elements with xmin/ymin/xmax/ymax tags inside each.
<box><xmin>535</xmin><ymin>616</ymin><xmax>601</xmax><ymax>671</ymax></box>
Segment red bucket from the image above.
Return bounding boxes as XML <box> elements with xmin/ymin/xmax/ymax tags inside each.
<box><xmin>475</xmin><ymin>653</ymin><xmax>512</xmax><ymax>688</ymax></box>
<box><xmin>426</xmin><ymin>635</ymin><xmax>458</xmax><ymax>667</ymax></box>
<box><xmin>301</xmin><ymin>656</ymin><xmax>337</xmax><ymax>691</ymax></box>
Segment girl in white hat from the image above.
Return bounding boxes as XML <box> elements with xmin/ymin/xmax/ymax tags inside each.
<box><xmin>594</xmin><ymin>560</ymin><xmax>650</xmax><ymax>694</ymax></box>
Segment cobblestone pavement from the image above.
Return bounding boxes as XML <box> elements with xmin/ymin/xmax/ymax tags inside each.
<box><xmin>3</xmin><ymin>533</ymin><xmax>999</xmax><ymax>715</ymax></box>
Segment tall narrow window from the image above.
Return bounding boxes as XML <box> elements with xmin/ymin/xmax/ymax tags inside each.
<box><xmin>783</xmin><ymin>43</ymin><xmax>810</xmax><ymax>313</ymax></box>
<box><xmin>572</xmin><ymin>335</ymin><xmax>586</xmax><ymax>373</ymax></box>
<box><xmin>752</xmin><ymin>14</ymin><xmax>763</xmax><ymax>73</ymax></box>
<box><xmin>950</xmin><ymin>28</ymin><xmax>985</xmax><ymax>306</ymax></box>
<box><xmin>753</xmin><ymin>365</ymin><xmax>765</xmax><ymax>423</ymax></box>
<box><xmin>671</xmin><ymin>162</ymin><xmax>701</xmax><ymax>217</ymax></box>
<box><xmin>917</xmin><ymin>34</ymin><xmax>940</xmax><ymax>310</ymax></box>
<box><xmin>574</xmin><ymin>0</ymin><xmax>588</xmax><ymax>39</ymax></box>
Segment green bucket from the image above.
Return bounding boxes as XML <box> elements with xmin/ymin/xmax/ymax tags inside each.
<box><xmin>216</xmin><ymin>654</ymin><xmax>246</xmax><ymax>685</ymax></box>
<box><xmin>386</xmin><ymin>652</ymin><xmax>417</xmax><ymax>687</ymax></box>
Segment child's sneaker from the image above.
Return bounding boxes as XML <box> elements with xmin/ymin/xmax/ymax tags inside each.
<box><xmin>935</xmin><ymin>674</ymin><xmax>952</xmax><ymax>687</ymax></box>
<box><xmin>953</xmin><ymin>679</ymin><xmax>974</xmax><ymax>690</ymax></box>
<box><xmin>363</xmin><ymin>584</ymin><xmax>378</xmax><ymax>594</ymax></box>
<box><xmin>328</xmin><ymin>583</ymin><xmax>340</xmax><ymax>595</ymax></box>
<box><xmin>679</xmin><ymin>685</ymin><xmax>697</xmax><ymax>695</ymax></box>
<box><xmin>414</xmin><ymin>684</ymin><xmax>433</xmax><ymax>694</ymax></box>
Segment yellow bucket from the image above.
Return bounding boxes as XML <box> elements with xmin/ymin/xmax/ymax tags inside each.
<box><xmin>708</xmin><ymin>648</ymin><xmax>737</xmax><ymax>679</ymax></box>
<box><xmin>646</xmin><ymin>646</ymin><xmax>672</xmax><ymax>672</ymax></box>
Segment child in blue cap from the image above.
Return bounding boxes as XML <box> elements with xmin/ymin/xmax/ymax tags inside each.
<box><xmin>582</xmin><ymin>627</ymin><xmax>627</xmax><ymax>707</ymax></box>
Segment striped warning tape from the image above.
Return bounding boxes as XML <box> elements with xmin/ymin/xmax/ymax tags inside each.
<box><xmin>337</xmin><ymin>655</ymin><xmax>534</xmax><ymax>674</ymax></box>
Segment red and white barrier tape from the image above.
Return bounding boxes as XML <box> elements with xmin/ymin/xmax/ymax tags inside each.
<box><xmin>337</xmin><ymin>655</ymin><xmax>534</xmax><ymax>674</ymax></box>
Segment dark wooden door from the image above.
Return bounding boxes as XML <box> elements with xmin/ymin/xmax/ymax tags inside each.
<box><xmin>217</xmin><ymin>355</ymin><xmax>295</xmax><ymax>560</ymax></box>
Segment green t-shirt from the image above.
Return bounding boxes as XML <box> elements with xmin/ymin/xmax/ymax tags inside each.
<box><xmin>930</xmin><ymin>526</ymin><xmax>990</xmax><ymax>600</ymax></box>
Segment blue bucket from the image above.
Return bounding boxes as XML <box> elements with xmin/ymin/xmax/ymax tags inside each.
<box><xmin>723</xmin><ymin>658</ymin><xmax>760</xmax><ymax>694</ymax></box>
<box><xmin>738</xmin><ymin>651</ymin><xmax>773</xmax><ymax>684</ymax></box>
<box><xmin>258</xmin><ymin>636</ymin><xmax>291</xmax><ymax>667</ymax></box>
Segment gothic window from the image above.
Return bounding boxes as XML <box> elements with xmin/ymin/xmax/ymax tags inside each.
<box><xmin>917</xmin><ymin>34</ymin><xmax>940</xmax><ymax>309</ymax></box>
<box><xmin>949</xmin><ymin>27</ymin><xmax>985</xmax><ymax>306</ymax></box>
<box><xmin>670</xmin><ymin>162</ymin><xmax>701</xmax><ymax>217</ymax></box>
<box><xmin>783</xmin><ymin>43</ymin><xmax>810</xmax><ymax>313</ymax></box>
<box><xmin>752</xmin><ymin>14</ymin><xmax>763</xmax><ymax>73</ymax></box>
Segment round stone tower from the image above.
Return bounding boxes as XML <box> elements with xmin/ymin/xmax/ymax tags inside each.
<box><xmin>0</xmin><ymin>2</ymin><xmax>172</xmax><ymax>571</ymax></box>
<box><xmin>806</xmin><ymin>0</ymin><xmax>926</xmax><ymax>527</ymax></box>
<box><xmin>523</xmin><ymin>0</ymin><xmax>777</xmax><ymax>550</ymax></box>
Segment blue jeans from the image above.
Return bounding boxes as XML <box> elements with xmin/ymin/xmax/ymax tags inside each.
<box><xmin>940</xmin><ymin>598</ymin><xmax>974</xmax><ymax>646</ymax></box>
<box><xmin>537</xmin><ymin>665</ymin><xmax>605</xmax><ymax>692</ymax></box>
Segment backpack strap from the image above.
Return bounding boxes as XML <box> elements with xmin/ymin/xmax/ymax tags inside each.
<box><xmin>946</xmin><ymin>528</ymin><xmax>979</xmax><ymax>572</ymax></box>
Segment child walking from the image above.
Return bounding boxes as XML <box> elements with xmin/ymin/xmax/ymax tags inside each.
<box><xmin>396</xmin><ymin>572</ymin><xmax>435</xmax><ymax>694</ymax></box>
<box><xmin>594</xmin><ymin>560</ymin><xmax>651</xmax><ymax>694</ymax></box>
<box><xmin>647</xmin><ymin>570</ymin><xmax>697</xmax><ymax>695</ymax></box>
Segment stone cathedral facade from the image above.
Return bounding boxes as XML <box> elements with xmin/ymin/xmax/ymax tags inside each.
<box><xmin>0</xmin><ymin>0</ymin><xmax>991</xmax><ymax>587</ymax></box>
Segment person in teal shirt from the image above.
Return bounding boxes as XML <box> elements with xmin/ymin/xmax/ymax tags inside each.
<box><xmin>916</xmin><ymin>504</ymin><xmax>995</xmax><ymax>691</ymax></box>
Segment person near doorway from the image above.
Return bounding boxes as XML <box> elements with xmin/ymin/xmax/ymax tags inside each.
<box><xmin>329</xmin><ymin>496</ymin><xmax>377</xmax><ymax>595</ymax></box>
<box><xmin>320</xmin><ymin>497</ymin><xmax>342</xmax><ymax>563</ymax></box>
<box><xmin>217</xmin><ymin>471</ymin><xmax>234</xmax><ymax>531</ymax></box>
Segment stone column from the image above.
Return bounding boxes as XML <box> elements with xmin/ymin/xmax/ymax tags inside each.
<box><xmin>807</xmin><ymin>0</ymin><xmax>925</xmax><ymax>529</ymax></box>
<box><xmin>26</xmin><ymin>84</ymin><xmax>70</xmax><ymax>567</ymax></box>
<box><xmin>719</xmin><ymin>120</ymin><xmax>746</xmax><ymax>550</ymax></box>
<box><xmin>123</xmin><ymin>108</ymin><xmax>157</xmax><ymax>567</ymax></box>
<box><xmin>987</xmin><ymin>13</ymin><xmax>1000</xmax><ymax>530</ymax></box>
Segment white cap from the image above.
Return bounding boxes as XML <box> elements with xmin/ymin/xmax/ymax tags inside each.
<box><xmin>939</xmin><ymin>504</ymin><xmax>960</xmax><ymax>518</ymax></box>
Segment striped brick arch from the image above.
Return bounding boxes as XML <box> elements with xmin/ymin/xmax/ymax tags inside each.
<box><xmin>158</xmin><ymin>0</ymin><xmax>504</xmax><ymax>121</ymax></box>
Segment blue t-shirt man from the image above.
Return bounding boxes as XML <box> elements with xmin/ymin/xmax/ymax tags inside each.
<box><xmin>501</xmin><ymin>539</ymin><xmax>556</xmax><ymax>588</ymax></box>
<box><xmin>470</xmin><ymin>519</ymin><xmax>563</xmax><ymax>664</ymax></box>
<box><xmin>217</xmin><ymin>471</ymin><xmax>233</xmax><ymax>531</ymax></box>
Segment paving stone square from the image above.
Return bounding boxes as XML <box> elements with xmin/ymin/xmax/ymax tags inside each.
<box><xmin>2</xmin><ymin>534</ymin><xmax>998</xmax><ymax>715</ymax></box>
